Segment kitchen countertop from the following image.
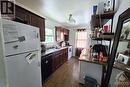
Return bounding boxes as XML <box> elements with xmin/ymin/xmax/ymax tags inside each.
<box><xmin>79</xmin><ymin>52</ymin><xmax>130</xmax><ymax>73</ymax></box>
<box><xmin>79</xmin><ymin>49</ymin><xmax>107</xmax><ymax>66</ymax></box>
<box><xmin>41</xmin><ymin>46</ymin><xmax>70</xmax><ymax>57</ymax></box>
<box><xmin>79</xmin><ymin>54</ymin><xmax>107</xmax><ymax>66</ymax></box>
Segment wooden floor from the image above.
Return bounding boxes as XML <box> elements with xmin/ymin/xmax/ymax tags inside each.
<box><xmin>43</xmin><ymin>57</ymin><xmax>85</xmax><ymax>87</ymax></box>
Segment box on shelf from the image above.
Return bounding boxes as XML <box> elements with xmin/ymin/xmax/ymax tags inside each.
<box><xmin>97</xmin><ymin>0</ymin><xmax>114</xmax><ymax>14</ymax></box>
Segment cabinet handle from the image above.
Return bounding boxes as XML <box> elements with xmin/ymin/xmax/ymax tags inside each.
<box><xmin>45</xmin><ymin>60</ymin><xmax>48</xmax><ymax>64</ymax></box>
<box><xmin>38</xmin><ymin>61</ymin><xmax>41</xmax><ymax>67</ymax></box>
<box><xmin>13</xmin><ymin>45</ymin><xmax>18</xmax><ymax>49</ymax></box>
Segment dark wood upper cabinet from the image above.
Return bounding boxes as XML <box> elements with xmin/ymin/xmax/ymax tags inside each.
<box><xmin>55</xmin><ymin>26</ymin><xmax>69</xmax><ymax>41</ymax></box>
<box><xmin>30</xmin><ymin>14</ymin><xmax>40</xmax><ymax>27</ymax></box>
<box><xmin>13</xmin><ymin>5</ymin><xmax>45</xmax><ymax>41</ymax></box>
<box><xmin>15</xmin><ymin>5</ymin><xmax>30</xmax><ymax>24</ymax></box>
<box><xmin>63</xmin><ymin>28</ymin><xmax>69</xmax><ymax>35</ymax></box>
<box><xmin>30</xmin><ymin>14</ymin><xmax>45</xmax><ymax>41</ymax></box>
<box><xmin>55</xmin><ymin>26</ymin><xmax>61</xmax><ymax>41</ymax></box>
<box><xmin>39</xmin><ymin>18</ymin><xmax>45</xmax><ymax>41</ymax></box>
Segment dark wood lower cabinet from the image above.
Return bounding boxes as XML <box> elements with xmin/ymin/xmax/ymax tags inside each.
<box><xmin>52</xmin><ymin>51</ymin><xmax>61</xmax><ymax>71</ymax></box>
<box><xmin>52</xmin><ymin>48</ymin><xmax>68</xmax><ymax>72</ymax></box>
<box><xmin>41</xmin><ymin>48</ymin><xmax>68</xmax><ymax>84</ymax></box>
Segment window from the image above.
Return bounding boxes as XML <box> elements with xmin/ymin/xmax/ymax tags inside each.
<box><xmin>76</xmin><ymin>29</ymin><xmax>87</xmax><ymax>48</ymax></box>
<box><xmin>45</xmin><ymin>28</ymin><xmax>54</xmax><ymax>43</ymax></box>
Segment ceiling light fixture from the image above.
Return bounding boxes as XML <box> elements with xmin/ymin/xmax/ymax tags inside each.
<box><xmin>68</xmin><ymin>14</ymin><xmax>76</xmax><ymax>24</ymax></box>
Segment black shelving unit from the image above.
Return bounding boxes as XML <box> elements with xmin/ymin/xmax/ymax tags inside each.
<box><xmin>91</xmin><ymin>12</ymin><xmax>115</xmax><ymax>29</ymax></box>
<box><xmin>90</xmin><ymin>1</ymin><xmax>116</xmax><ymax>87</ymax></box>
<box><xmin>119</xmin><ymin>39</ymin><xmax>130</xmax><ymax>42</ymax></box>
<box><xmin>90</xmin><ymin>12</ymin><xmax>115</xmax><ymax>52</ymax></box>
<box><xmin>91</xmin><ymin>38</ymin><xmax>112</xmax><ymax>41</ymax></box>
<box><xmin>103</xmin><ymin>7</ymin><xmax>130</xmax><ymax>87</ymax></box>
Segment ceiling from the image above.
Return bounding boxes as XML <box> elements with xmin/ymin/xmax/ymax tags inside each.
<box><xmin>16</xmin><ymin>0</ymin><xmax>105</xmax><ymax>28</ymax></box>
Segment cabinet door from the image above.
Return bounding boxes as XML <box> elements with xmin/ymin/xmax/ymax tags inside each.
<box><xmin>52</xmin><ymin>53</ymin><xmax>58</xmax><ymax>72</ymax></box>
<box><xmin>67</xmin><ymin>29</ymin><xmax>69</xmax><ymax>35</ymax></box>
<box><xmin>30</xmin><ymin>14</ymin><xmax>39</xmax><ymax>27</ymax></box>
<box><xmin>15</xmin><ymin>5</ymin><xmax>30</xmax><ymax>24</ymax></box>
<box><xmin>60</xmin><ymin>28</ymin><xmax>64</xmax><ymax>41</ymax></box>
<box><xmin>52</xmin><ymin>52</ymin><xmax>59</xmax><ymax>71</ymax></box>
<box><xmin>63</xmin><ymin>48</ymin><xmax>68</xmax><ymax>63</ymax></box>
<box><xmin>63</xmin><ymin>28</ymin><xmax>67</xmax><ymax>35</ymax></box>
<box><xmin>52</xmin><ymin>54</ymin><xmax>56</xmax><ymax>72</ymax></box>
<box><xmin>56</xmin><ymin>54</ymin><xmax>61</xmax><ymax>68</ymax></box>
<box><xmin>55</xmin><ymin>27</ymin><xmax>61</xmax><ymax>41</ymax></box>
<box><xmin>65</xmin><ymin>48</ymin><xmax>68</xmax><ymax>61</ymax></box>
<box><xmin>62</xmin><ymin>50</ymin><xmax>65</xmax><ymax>63</ymax></box>
<box><xmin>39</xmin><ymin>18</ymin><xmax>45</xmax><ymax>41</ymax></box>
<box><xmin>59</xmin><ymin>53</ymin><xmax>63</xmax><ymax>65</ymax></box>
<box><xmin>63</xmin><ymin>28</ymin><xmax>69</xmax><ymax>35</ymax></box>
<box><xmin>30</xmin><ymin>14</ymin><xmax>45</xmax><ymax>41</ymax></box>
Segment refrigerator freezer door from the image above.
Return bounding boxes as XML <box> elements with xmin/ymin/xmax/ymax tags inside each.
<box><xmin>0</xmin><ymin>17</ymin><xmax>7</xmax><ymax>87</ymax></box>
<box><xmin>2</xmin><ymin>19</ymin><xmax>41</xmax><ymax>56</ymax></box>
<box><xmin>5</xmin><ymin>51</ymin><xmax>42</xmax><ymax>87</ymax></box>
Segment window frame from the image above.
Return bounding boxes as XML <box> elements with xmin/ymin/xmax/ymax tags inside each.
<box><xmin>45</xmin><ymin>28</ymin><xmax>54</xmax><ymax>44</ymax></box>
<box><xmin>76</xmin><ymin>30</ymin><xmax>87</xmax><ymax>48</ymax></box>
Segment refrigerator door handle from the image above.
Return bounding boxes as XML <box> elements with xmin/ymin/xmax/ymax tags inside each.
<box><xmin>25</xmin><ymin>53</ymin><xmax>36</xmax><ymax>64</ymax></box>
<box><xmin>37</xmin><ymin>33</ymin><xmax>39</xmax><ymax>38</ymax></box>
<box><xmin>45</xmin><ymin>60</ymin><xmax>48</xmax><ymax>64</ymax></box>
<box><xmin>13</xmin><ymin>45</ymin><xmax>19</xmax><ymax>49</ymax></box>
<box><xmin>37</xmin><ymin>61</ymin><xmax>41</xmax><ymax>67</ymax></box>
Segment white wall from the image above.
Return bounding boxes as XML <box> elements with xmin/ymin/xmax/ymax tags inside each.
<box><xmin>68</xmin><ymin>29</ymin><xmax>76</xmax><ymax>56</ymax></box>
<box><xmin>112</xmin><ymin>0</ymin><xmax>130</xmax><ymax>33</ymax></box>
<box><xmin>68</xmin><ymin>28</ymin><xmax>92</xmax><ymax>56</ymax></box>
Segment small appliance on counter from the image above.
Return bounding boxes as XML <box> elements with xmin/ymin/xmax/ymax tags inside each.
<box><xmin>92</xmin><ymin>44</ymin><xmax>108</xmax><ymax>61</ymax></box>
<box><xmin>41</xmin><ymin>42</ymin><xmax>46</xmax><ymax>53</ymax></box>
<box><xmin>60</xmin><ymin>41</ymin><xmax>70</xmax><ymax>47</ymax></box>
<box><xmin>115</xmin><ymin>53</ymin><xmax>130</xmax><ymax>65</ymax></box>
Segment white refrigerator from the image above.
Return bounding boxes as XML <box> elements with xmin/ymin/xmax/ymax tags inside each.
<box><xmin>0</xmin><ymin>19</ymin><xmax>42</xmax><ymax>87</ymax></box>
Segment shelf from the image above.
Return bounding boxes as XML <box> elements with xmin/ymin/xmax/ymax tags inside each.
<box><xmin>119</xmin><ymin>39</ymin><xmax>130</xmax><ymax>42</ymax></box>
<box><xmin>92</xmin><ymin>12</ymin><xmax>115</xmax><ymax>19</ymax></box>
<box><xmin>91</xmin><ymin>37</ymin><xmax>112</xmax><ymax>41</ymax></box>
<box><xmin>90</xmin><ymin>34</ymin><xmax>114</xmax><ymax>41</ymax></box>
<box><xmin>113</xmin><ymin>62</ymin><xmax>130</xmax><ymax>73</ymax></box>
<box><xmin>91</xmin><ymin>12</ymin><xmax>115</xmax><ymax>28</ymax></box>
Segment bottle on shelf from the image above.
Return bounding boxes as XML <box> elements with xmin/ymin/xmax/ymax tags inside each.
<box><xmin>92</xmin><ymin>49</ymin><xmax>98</xmax><ymax>61</ymax></box>
<box><xmin>98</xmin><ymin>51</ymin><xmax>103</xmax><ymax>62</ymax></box>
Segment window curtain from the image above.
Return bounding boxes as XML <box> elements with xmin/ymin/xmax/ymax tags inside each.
<box><xmin>75</xmin><ymin>29</ymin><xmax>87</xmax><ymax>56</ymax></box>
